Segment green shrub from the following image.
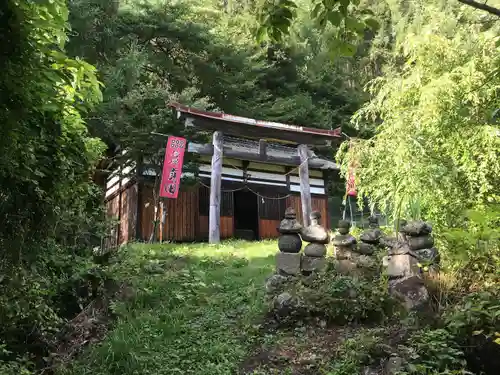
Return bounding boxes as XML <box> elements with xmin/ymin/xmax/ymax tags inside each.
<box><xmin>400</xmin><ymin>328</ymin><xmax>466</xmax><ymax>374</ymax></box>
<box><xmin>437</xmin><ymin>205</ymin><xmax>500</xmax><ymax>292</ymax></box>
<box><xmin>285</xmin><ymin>273</ymin><xmax>397</xmax><ymax>325</ymax></box>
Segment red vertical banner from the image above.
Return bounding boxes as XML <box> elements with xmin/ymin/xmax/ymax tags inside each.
<box><xmin>159</xmin><ymin>136</ymin><xmax>187</xmax><ymax>199</ymax></box>
<box><xmin>346</xmin><ymin>164</ymin><xmax>357</xmax><ymax>197</ymax></box>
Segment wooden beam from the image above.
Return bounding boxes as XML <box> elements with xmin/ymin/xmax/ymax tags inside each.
<box><xmin>182</xmin><ymin>116</ymin><xmax>340</xmax><ymax>146</ymax></box>
<box><xmin>209</xmin><ymin>131</ymin><xmax>223</xmax><ymax>243</ymax></box>
<box><xmin>298</xmin><ymin>144</ymin><xmax>312</xmax><ymax>227</ymax></box>
<box><xmin>188</xmin><ymin>143</ymin><xmax>338</xmax><ymax>170</ymax></box>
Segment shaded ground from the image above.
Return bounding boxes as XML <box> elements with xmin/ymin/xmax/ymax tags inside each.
<box><xmin>240</xmin><ymin>324</ymin><xmax>356</xmax><ymax>375</ymax></box>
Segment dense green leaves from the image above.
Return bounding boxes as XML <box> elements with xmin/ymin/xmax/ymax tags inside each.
<box><xmin>257</xmin><ymin>0</ymin><xmax>380</xmax><ymax>56</ymax></box>
<box><xmin>1</xmin><ymin>0</ymin><xmax>106</xmax><ymax>371</ymax></box>
<box><xmin>337</xmin><ymin>0</ymin><xmax>500</xmax><ymax>225</ymax></box>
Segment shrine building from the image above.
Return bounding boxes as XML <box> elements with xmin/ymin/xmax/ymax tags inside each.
<box><xmin>103</xmin><ymin>103</ymin><xmax>342</xmax><ymax>246</ymax></box>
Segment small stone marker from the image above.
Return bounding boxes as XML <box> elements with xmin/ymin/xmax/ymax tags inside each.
<box><xmin>276</xmin><ymin>207</ymin><xmax>303</xmax><ymax>275</ymax></box>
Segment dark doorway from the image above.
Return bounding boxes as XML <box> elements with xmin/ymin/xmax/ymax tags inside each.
<box><xmin>234</xmin><ymin>189</ymin><xmax>259</xmax><ymax>240</ymax></box>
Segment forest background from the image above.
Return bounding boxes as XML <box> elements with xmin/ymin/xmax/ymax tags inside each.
<box><xmin>0</xmin><ymin>0</ymin><xmax>498</xmax><ymax>373</ymax></box>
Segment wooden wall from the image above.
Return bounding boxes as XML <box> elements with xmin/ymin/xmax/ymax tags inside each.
<box><xmin>105</xmin><ymin>180</ymin><xmax>138</xmax><ymax>247</ymax></box>
<box><xmin>110</xmin><ymin>182</ymin><xmax>330</xmax><ymax>245</ymax></box>
<box><xmin>259</xmin><ymin>219</ymin><xmax>280</xmax><ymax>239</ymax></box>
<box><xmin>138</xmin><ymin>185</ymin><xmax>199</xmax><ymax>242</ymax></box>
<box><xmin>286</xmin><ymin>195</ymin><xmax>329</xmax><ymax>230</ymax></box>
<box><xmin>198</xmin><ymin>184</ymin><xmax>234</xmax><ymax>239</ymax></box>
<box><xmin>198</xmin><ymin>216</ymin><xmax>234</xmax><ymax>240</ymax></box>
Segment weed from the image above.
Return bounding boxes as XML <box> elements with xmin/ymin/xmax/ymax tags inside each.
<box><xmin>62</xmin><ymin>241</ymin><xmax>277</xmax><ymax>375</ymax></box>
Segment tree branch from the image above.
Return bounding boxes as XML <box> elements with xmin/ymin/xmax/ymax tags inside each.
<box><xmin>457</xmin><ymin>0</ymin><xmax>500</xmax><ymax>17</ymax></box>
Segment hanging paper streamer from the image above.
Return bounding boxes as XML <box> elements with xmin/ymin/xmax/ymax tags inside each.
<box><xmin>159</xmin><ymin>136</ymin><xmax>187</xmax><ymax>199</ymax></box>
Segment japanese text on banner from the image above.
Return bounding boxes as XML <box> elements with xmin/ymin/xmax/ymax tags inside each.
<box><xmin>159</xmin><ymin>136</ymin><xmax>187</xmax><ymax>199</ymax></box>
<box><xmin>346</xmin><ymin>163</ymin><xmax>357</xmax><ymax>197</ymax></box>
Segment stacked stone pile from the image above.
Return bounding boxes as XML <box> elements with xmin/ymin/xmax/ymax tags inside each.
<box><xmin>385</xmin><ymin>220</ymin><xmax>440</xmax><ymax>311</ymax></box>
<box><xmin>333</xmin><ymin>220</ymin><xmax>376</xmax><ymax>274</ymax></box>
<box><xmin>358</xmin><ymin>216</ymin><xmax>383</xmax><ymax>255</ymax></box>
<box><xmin>276</xmin><ymin>207</ymin><xmax>303</xmax><ymax>276</ymax></box>
<box><xmin>332</xmin><ymin>220</ymin><xmax>357</xmax><ymax>273</ymax></box>
<box><xmin>267</xmin><ymin>208</ymin><xmax>330</xmax><ymax>320</ymax></box>
<box><xmin>401</xmin><ymin>221</ymin><xmax>440</xmax><ymax>268</ymax></box>
<box><xmin>301</xmin><ymin>211</ymin><xmax>329</xmax><ymax>274</ymax></box>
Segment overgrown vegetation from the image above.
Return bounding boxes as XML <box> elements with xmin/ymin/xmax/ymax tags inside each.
<box><xmin>0</xmin><ymin>0</ymin><xmax>499</xmax><ymax>374</ymax></box>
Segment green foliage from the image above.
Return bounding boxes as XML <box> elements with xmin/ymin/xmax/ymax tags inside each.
<box><xmin>0</xmin><ymin>0</ymin><xmax>107</xmax><ymax>370</ymax></box>
<box><xmin>444</xmin><ymin>290</ymin><xmax>500</xmax><ymax>345</ymax></box>
<box><xmin>66</xmin><ymin>0</ymin><xmax>362</xmax><ymax>180</ymax></box>
<box><xmin>401</xmin><ymin>329</ymin><xmax>466</xmax><ymax>373</ymax></box>
<box><xmin>325</xmin><ymin>329</ymin><xmax>386</xmax><ymax>375</ymax></box>
<box><xmin>298</xmin><ymin>273</ymin><xmax>395</xmax><ymax>324</ymax></box>
<box><xmin>257</xmin><ymin>0</ymin><xmax>380</xmax><ymax>56</ymax></box>
<box><xmin>338</xmin><ymin>0</ymin><xmax>500</xmax><ymax>225</ymax></box>
<box><xmin>438</xmin><ymin>205</ymin><xmax>500</xmax><ymax>290</ymax></box>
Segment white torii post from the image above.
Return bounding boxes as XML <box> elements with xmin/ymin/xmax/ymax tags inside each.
<box><xmin>298</xmin><ymin>144</ymin><xmax>312</xmax><ymax>227</ymax></box>
<box><xmin>209</xmin><ymin>131</ymin><xmax>223</xmax><ymax>243</ymax></box>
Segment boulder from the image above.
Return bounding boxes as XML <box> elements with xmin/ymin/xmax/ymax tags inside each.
<box><xmin>408</xmin><ymin>235</ymin><xmax>434</xmax><ymax>251</ymax></box>
<box><xmin>414</xmin><ymin>247</ymin><xmax>440</xmax><ymax>263</ymax></box>
<box><xmin>304</xmin><ymin>243</ymin><xmax>327</xmax><ymax>257</ymax></box>
<box><xmin>338</xmin><ymin>227</ymin><xmax>350</xmax><ymax>235</ymax></box>
<box><xmin>352</xmin><ymin>253</ymin><xmax>377</xmax><ymax>269</ymax></box>
<box><xmin>301</xmin><ymin>256</ymin><xmax>327</xmax><ymax>273</ymax></box>
<box><xmin>335</xmin><ymin>246</ymin><xmax>355</xmax><ymax>260</ymax></box>
<box><xmin>386</xmin><ymin>253</ymin><xmax>419</xmax><ymax>279</ymax></box>
<box><xmin>357</xmin><ymin>242</ymin><xmax>376</xmax><ymax>255</ymax></box>
<box><xmin>301</xmin><ymin>225</ymin><xmax>329</xmax><ymax>244</ymax></box>
<box><xmin>360</xmin><ymin>228</ymin><xmax>382</xmax><ymax>244</ymax></box>
<box><xmin>276</xmin><ymin>252</ymin><xmax>302</xmax><ymax>275</ymax></box>
<box><xmin>389</xmin><ymin>275</ymin><xmax>430</xmax><ymax>311</ymax></box>
<box><xmin>278</xmin><ymin>218</ymin><xmax>302</xmax><ymax>234</ymax></box>
<box><xmin>301</xmin><ymin>211</ymin><xmax>330</xmax><ymax>244</ymax></box>
<box><xmin>401</xmin><ymin>220</ymin><xmax>432</xmax><ymax>236</ymax></box>
<box><xmin>272</xmin><ymin>292</ymin><xmax>299</xmax><ymax>318</ymax></box>
<box><xmin>338</xmin><ymin>219</ymin><xmax>351</xmax><ymax>229</ymax></box>
<box><xmin>265</xmin><ymin>274</ymin><xmax>291</xmax><ymax>295</ymax></box>
<box><xmin>278</xmin><ymin>233</ymin><xmax>302</xmax><ymax>253</ymax></box>
<box><xmin>335</xmin><ymin>259</ymin><xmax>358</xmax><ymax>275</ymax></box>
<box><xmin>332</xmin><ymin>234</ymin><xmax>357</xmax><ymax>247</ymax></box>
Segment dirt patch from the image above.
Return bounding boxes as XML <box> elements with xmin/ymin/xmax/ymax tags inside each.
<box><xmin>240</xmin><ymin>324</ymin><xmax>356</xmax><ymax>374</ymax></box>
<box><xmin>40</xmin><ymin>282</ymin><xmax>134</xmax><ymax>374</ymax></box>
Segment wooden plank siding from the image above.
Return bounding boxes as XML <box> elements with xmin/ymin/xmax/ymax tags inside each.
<box><xmin>286</xmin><ymin>195</ymin><xmax>329</xmax><ymax>230</ymax></box>
<box><xmin>259</xmin><ymin>219</ymin><xmax>280</xmax><ymax>239</ymax></box>
<box><xmin>119</xmin><ymin>183</ymin><xmax>139</xmax><ymax>244</ymax></box>
<box><xmin>138</xmin><ymin>185</ymin><xmax>199</xmax><ymax>242</ymax></box>
<box><xmin>198</xmin><ymin>215</ymin><xmax>234</xmax><ymax>240</ymax></box>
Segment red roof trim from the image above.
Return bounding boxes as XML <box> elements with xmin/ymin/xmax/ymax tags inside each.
<box><xmin>169</xmin><ymin>102</ymin><xmax>342</xmax><ymax>138</ymax></box>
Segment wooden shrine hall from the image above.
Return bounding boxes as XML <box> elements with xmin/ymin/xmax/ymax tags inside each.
<box><xmin>104</xmin><ymin>103</ymin><xmax>342</xmax><ymax>245</ymax></box>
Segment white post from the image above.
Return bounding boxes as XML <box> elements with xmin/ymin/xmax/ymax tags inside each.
<box><xmin>209</xmin><ymin>131</ymin><xmax>223</xmax><ymax>243</ymax></box>
<box><xmin>298</xmin><ymin>144</ymin><xmax>312</xmax><ymax>227</ymax></box>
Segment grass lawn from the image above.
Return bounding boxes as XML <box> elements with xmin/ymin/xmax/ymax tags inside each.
<box><xmin>64</xmin><ymin>240</ymin><xmax>280</xmax><ymax>375</ymax></box>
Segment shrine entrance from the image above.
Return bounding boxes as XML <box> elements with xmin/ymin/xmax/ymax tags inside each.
<box><xmin>233</xmin><ymin>189</ymin><xmax>259</xmax><ymax>241</ymax></box>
